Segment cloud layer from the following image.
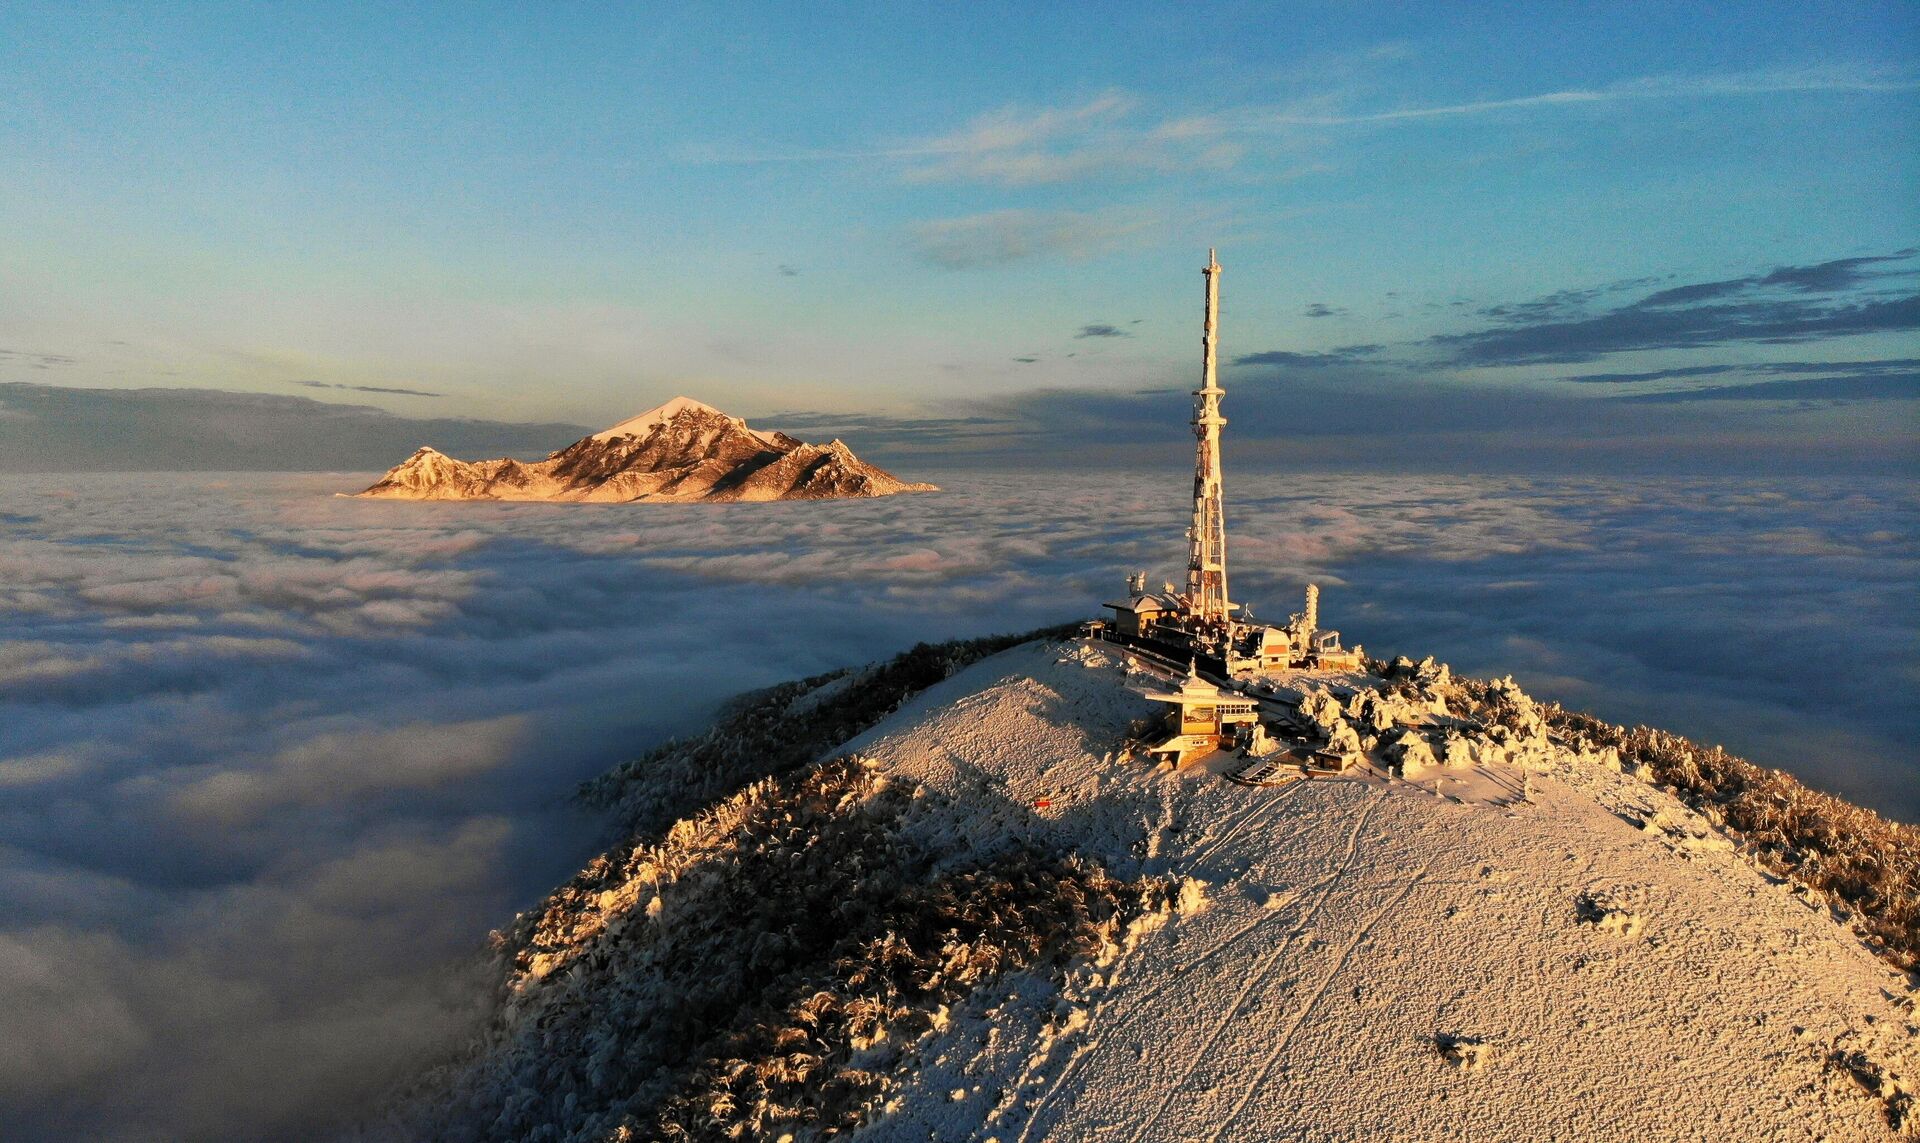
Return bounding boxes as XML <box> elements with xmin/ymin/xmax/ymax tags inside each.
<box><xmin>0</xmin><ymin>467</ymin><xmax>1914</xmax><ymax>1136</ymax></box>
<box><xmin>1434</xmin><ymin>251</ymin><xmax>1919</xmax><ymax>365</ymax></box>
<box><xmin>0</xmin><ymin>384</ymin><xmax>589</xmax><ymax>472</ymax></box>
<box><xmin>905</xmin><ymin>208</ymin><xmax>1149</xmax><ymax>269</ymax></box>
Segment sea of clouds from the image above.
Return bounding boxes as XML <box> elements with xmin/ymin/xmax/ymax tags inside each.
<box><xmin>1</xmin><ymin>468</ymin><xmax>1913</xmax><ymax>1139</ymax></box>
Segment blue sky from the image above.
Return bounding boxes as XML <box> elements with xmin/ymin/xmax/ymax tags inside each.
<box><xmin>0</xmin><ymin>3</ymin><xmax>1915</xmax><ymax>464</ymax></box>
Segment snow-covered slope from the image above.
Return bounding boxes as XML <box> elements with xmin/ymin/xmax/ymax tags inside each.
<box><xmin>380</xmin><ymin>639</ymin><xmax>1917</xmax><ymax>1141</ymax></box>
<box><xmin>354</xmin><ymin>398</ymin><xmax>937</xmax><ymax>502</ymax></box>
<box><xmin>844</xmin><ymin>643</ymin><xmax>1917</xmax><ymax>1140</ymax></box>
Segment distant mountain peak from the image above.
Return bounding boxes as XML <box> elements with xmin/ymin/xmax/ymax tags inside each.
<box><xmin>355</xmin><ymin>396</ymin><xmax>937</xmax><ymax>503</ymax></box>
<box><xmin>590</xmin><ymin>396</ymin><xmax>728</xmax><ymax>442</ymax></box>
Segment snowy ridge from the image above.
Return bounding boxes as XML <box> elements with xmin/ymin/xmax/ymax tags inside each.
<box><xmin>375</xmin><ymin>638</ymin><xmax>1918</xmax><ymax>1141</ymax></box>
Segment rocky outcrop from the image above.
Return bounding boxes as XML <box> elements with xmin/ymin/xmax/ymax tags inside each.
<box><xmin>354</xmin><ymin>397</ymin><xmax>938</xmax><ymax>502</ymax></box>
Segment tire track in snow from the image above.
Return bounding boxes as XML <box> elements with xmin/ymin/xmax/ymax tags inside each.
<box><xmin>1112</xmin><ymin>782</ymin><xmax>1318</xmax><ymax>1001</ymax></box>
<box><xmin>1132</xmin><ymin>788</ymin><xmax>1385</xmax><ymax>1141</ymax></box>
<box><xmin>1009</xmin><ymin>783</ymin><xmax>1314</xmax><ymax>1143</ymax></box>
<box><xmin>1203</xmin><ymin>858</ymin><xmax>1434</xmax><ymax>1143</ymax></box>
<box><xmin>1140</xmin><ymin>782</ymin><xmax>1372</xmax><ymax>1011</ymax></box>
<box><xmin>1187</xmin><ymin>779</ymin><xmax>1307</xmax><ymax>868</ymax></box>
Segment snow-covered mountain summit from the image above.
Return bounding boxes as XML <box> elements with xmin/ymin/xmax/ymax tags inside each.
<box><xmin>355</xmin><ymin>397</ymin><xmax>936</xmax><ymax>502</ymax></box>
<box><xmin>376</xmin><ymin>635</ymin><xmax>1917</xmax><ymax>1141</ymax></box>
<box><xmin>589</xmin><ymin>396</ymin><xmax>770</xmax><ymax>445</ymax></box>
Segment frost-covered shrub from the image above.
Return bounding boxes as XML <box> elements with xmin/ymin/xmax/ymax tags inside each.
<box><xmin>1324</xmin><ymin>721</ymin><xmax>1364</xmax><ymax>760</ymax></box>
<box><xmin>1296</xmin><ymin>689</ymin><xmax>1345</xmax><ymax>734</ymax></box>
<box><xmin>375</xmin><ymin>744</ymin><xmax>1161</xmax><ymax>1142</ymax></box>
<box><xmin>634</xmin><ymin>849</ymin><xmax>1158</xmax><ymax>1141</ymax></box>
<box><xmin>1390</xmin><ymin>729</ymin><xmax>1438</xmax><ymax>777</ymax></box>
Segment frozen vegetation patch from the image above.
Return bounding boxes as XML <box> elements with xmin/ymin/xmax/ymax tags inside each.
<box><xmin>1575</xmin><ymin>889</ymin><xmax>1647</xmax><ymax>938</ymax></box>
<box><xmin>375</xmin><ymin>752</ymin><xmax>1161</xmax><ymax>1141</ymax></box>
<box><xmin>1433</xmin><ymin>1032</ymin><xmax>1496</xmax><ymax>1072</ymax></box>
<box><xmin>629</xmin><ymin>851</ymin><xmax>1159</xmax><ymax>1141</ymax></box>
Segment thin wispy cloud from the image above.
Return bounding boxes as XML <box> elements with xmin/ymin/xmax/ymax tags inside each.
<box><xmin>1563</xmin><ymin>364</ymin><xmax>1745</xmax><ymax>384</ymax></box>
<box><xmin>1613</xmin><ymin>372</ymin><xmax>1919</xmax><ymax>403</ymax></box>
<box><xmin>906</xmin><ymin>208</ymin><xmax>1151</xmax><ymax>270</ymax></box>
<box><xmin>686</xmin><ymin>64</ymin><xmax>1918</xmax><ymax>184</ymax></box>
<box><xmin>680</xmin><ymin>91</ymin><xmax>1217</xmax><ymax>185</ymax></box>
<box><xmin>1634</xmin><ymin>250</ymin><xmax>1917</xmax><ymax>307</ymax></box>
<box><xmin>0</xmin><ymin>349</ymin><xmax>78</xmax><ymax>369</ymax></box>
<box><xmin>1564</xmin><ymin>359</ymin><xmax>1920</xmax><ymax>385</ymax></box>
<box><xmin>0</xmin><ymin>384</ymin><xmax>587</xmax><ymax>471</ymax></box>
<box><xmin>1233</xmin><ymin>345</ymin><xmax>1381</xmax><ymax>368</ymax></box>
<box><xmin>293</xmin><ymin>380</ymin><xmax>443</xmax><ymax>398</ymax></box>
<box><xmin>1227</xmin><ymin>64</ymin><xmax>1920</xmax><ymax>130</ymax></box>
<box><xmin>1435</xmin><ymin>250</ymin><xmax>1920</xmax><ymax>365</ymax></box>
<box><xmin>895</xmin><ymin>91</ymin><xmax>1245</xmax><ymax>186</ymax></box>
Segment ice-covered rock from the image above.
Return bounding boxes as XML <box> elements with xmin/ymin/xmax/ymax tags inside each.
<box><xmin>1436</xmin><ymin>1033</ymin><xmax>1496</xmax><ymax>1072</ymax></box>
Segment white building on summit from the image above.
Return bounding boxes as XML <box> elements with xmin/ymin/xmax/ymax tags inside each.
<box><xmin>1137</xmin><ymin>660</ymin><xmax>1261</xmax><ymax>768</ymax></box>
<box><xmin>1096</xmin><ymin>250</ymin><xmax>1363</xmax><ymax>678</ymax></box>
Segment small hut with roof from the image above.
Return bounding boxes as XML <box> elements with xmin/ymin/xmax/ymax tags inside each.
<box><xmin>1138</xmin><ymin>662</ymin><xmax>1260</xmax><ymax>768</ymax></box>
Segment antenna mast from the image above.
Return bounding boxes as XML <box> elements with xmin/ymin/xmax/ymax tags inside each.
<box><xmin>1185</xmin><ymin>248</ymin><xmax>1232</xmax><ymax>626</ymax></box>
